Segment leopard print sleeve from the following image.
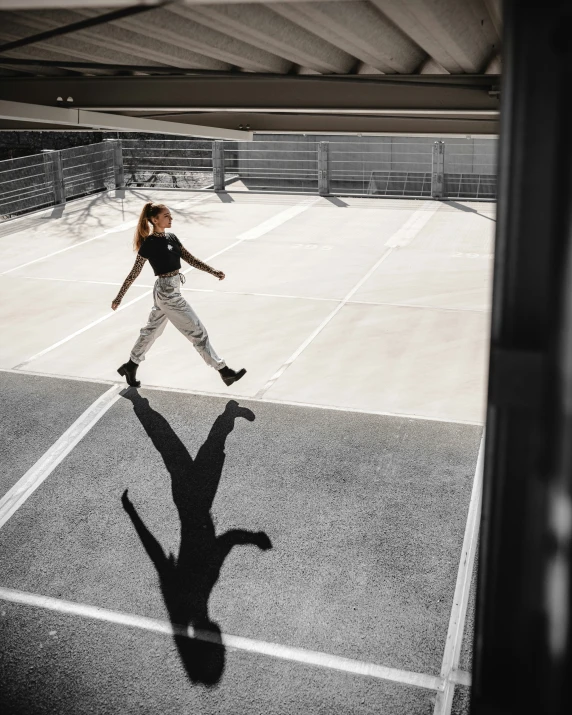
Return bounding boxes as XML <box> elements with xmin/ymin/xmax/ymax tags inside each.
<box><xmin>113</xmin><ymin>255</ymin><xmax>146</xmax><ymax>304</ymax></box>
<box><xmin>180</xmin><ymin>245</ymin><xmax>217</xmax><ymax>275</ymax></box>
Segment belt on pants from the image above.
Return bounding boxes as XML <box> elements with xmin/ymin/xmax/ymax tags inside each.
<box><xmin>158</xmin><ymin>271</ymin><xmax>186</xmax><ymax>284</ymax></box>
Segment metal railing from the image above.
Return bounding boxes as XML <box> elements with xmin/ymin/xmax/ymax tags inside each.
<box><xmin>60</xmin><ymin>142</ymin><xmax>117</xmax><ymax>200</ymax></box>
<box><xmin>223</xmin><ymin>140</ymin><xmax>319</xmax><ymax>193</ymax></box>
<box><xmin>329</xmin><ymin>141</ymin><xmax>434</xmax><ymax>197</ymax></box>
<box><xmin>443</xmin><ymin>141</ymin><xmax>497</xmax><ymax>199</ymax></box>
<box><xmin>122</xmin><ymin>138</ymin><xmax>214</xmax><ymax>189</ymax></box>
<box><xmin>0</xmin><ymin>140</ymin><xmax>120</xmax><ymax>219</ymax></box>
<box><xmin>0</xmin><ymin>153</ymin><xmax>57</xmax><ymax>217</ymax></box>
<box><xmin>0</xmin><ymin>136</ymin><xmax>497</xmax><ymax>220</ymax></box>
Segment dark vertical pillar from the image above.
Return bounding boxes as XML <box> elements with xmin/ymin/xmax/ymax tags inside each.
<box><xmin>473</xmin><ymin>2</ymin><xmax>572</xmax><ymax>713</ymax></box>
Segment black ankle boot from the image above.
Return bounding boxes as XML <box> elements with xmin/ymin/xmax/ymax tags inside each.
<box><xmin>117</xmin><ymin>359</ymin><xmax>140</xmax><ymax>387</ymax></box>
<box><xmin>218</xmin><ymin>366</ymin><xmax>246</xmax><ymax>387</ymax></box>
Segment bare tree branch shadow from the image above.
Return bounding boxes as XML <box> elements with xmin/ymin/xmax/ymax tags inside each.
<box><xmin>120</xmin><ymin>390</ymin><xmax>272</xmax><ymax>687</ymax></box>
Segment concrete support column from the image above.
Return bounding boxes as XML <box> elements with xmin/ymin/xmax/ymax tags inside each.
<box><xmin>42</xmin><ymin>149</ymin><xmax>65</xmax><ymax>205</ymax></box>
<box><xmin>431</xmin><ymin>140</ymin><xmax>445</xmax><ymax>198</ymax></box>
<box><xmin>318</xmin><ymin>141</ymin><xmax>330</xmax><ymax>195</ymax></box>
<box><xmin>212</xmin><ymin>140</ymin><xmax>225</xmax><ymax>192</ymax></box>
<box><xmin>473</xmin><ymin>2</ymin><xmax>572</xmax><ymax>713</ymax></box>
<box><xmin>105</xmin><ymin>138</ymin><xmax>124</xmax><ymax>188</ymax></box>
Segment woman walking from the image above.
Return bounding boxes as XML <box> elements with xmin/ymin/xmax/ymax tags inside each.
<box><xmin>112</xmin><ymin>201</ymin><xmax>246</xmax><ymax>389</ymax></box>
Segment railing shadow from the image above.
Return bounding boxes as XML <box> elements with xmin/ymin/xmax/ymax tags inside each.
<box><xmin>120</xmin><ymin>390</ymin><xmax>272</xmax><ymax>687</ymax></box>
<box><xmin>444</xmin><ymin>199</ymin><xmax>496</xmax><ymax>221</ymax></box>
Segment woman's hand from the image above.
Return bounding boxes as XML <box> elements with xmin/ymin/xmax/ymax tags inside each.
<box><xmin>213</xmin><ymin>270</ymin><xmax>225</xmax><ymax>281</ymax></box>
<box><xmin>111</xmin><ymin>299</ymin><xmax>121</xmax><ymax>311</ymax></box>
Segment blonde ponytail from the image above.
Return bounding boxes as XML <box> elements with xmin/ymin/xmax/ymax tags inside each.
<box><xmin>133</xmin><ymin>201</ymin><xmax>166</xmax><ymax>251</ymax></box>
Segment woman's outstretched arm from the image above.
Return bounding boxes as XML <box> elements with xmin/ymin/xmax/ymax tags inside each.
<box><xmin>112</xmin><ymin>255</ymin><xmax>146</xmax><ymax>310</ymax></box>
<box><xmin>121</xmin><ymin>489</ymin><xmax>170</xmax><ymax>574</ymax></box>
<box><xmin>180</xmin><ymin>245</ymin><xmax>225</xmax><ymax>280</ymax></box>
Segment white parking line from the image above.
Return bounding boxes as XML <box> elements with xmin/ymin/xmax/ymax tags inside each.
<box><xmin>0</xmin><ymin>223</ymin><xmax>136</xmax><ymax>276</ymax></box>
<box><xmin>255</xmin><ymin>202</ymin><xmax>443</xmax><ymax>398</ymax></box>
<box><xmin>0</xmin><ymin>385</ymin><xmax>122</xmax><ymax>530</ymax></box>
<box><xmin>433</xmin><ymin>434</ymin><xmax>485</xmax><ymax>715</ymax></box>
<box><xmin>11</xmin><ymin>197</ymin><xmax>324</xmax><ymax>370</ymax></box>
<box><xmin>236</xmin><ymin>197</ymin><xmax>321</xmax><ymax>240</ymax></box>
<box><xmin>0</xmin><ymin>192</ymin><xmax>214</xmax><ymax>277</ymax></box>
<box><xmin>0</xmin><ymin>586</ymin><xmax>444</xmax><ymax>691</ymax></box>
<box><xmin>254</xmin><ymin>248</ymin><xmax>393</xmax><ymax>398</ymax></box>
<box><xmin>0</xmin><ymin>368</ymin><xmax>485</xmax><ymax>427</ymax></box>
<box><xmin>12</xmin><ymin>277</ymin><xmax>488</xmax><ymax>313</ymax></box>
<box><xmin>385</xmin><ymin>201</ymin><xmax>441</xmax><ymax>247</ymax></box>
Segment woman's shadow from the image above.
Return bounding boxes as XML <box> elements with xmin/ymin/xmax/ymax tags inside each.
<box><xmin>120</xmin><ymin>390</ymin><xmax>272</xmax><ymax>687</ymax></box>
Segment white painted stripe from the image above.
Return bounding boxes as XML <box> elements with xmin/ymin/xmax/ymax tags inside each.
<box><xmin>13</xmin><ymin>247</ymin><xmax>243</xmax><ymax>370</ymax></box>
<box><xmin>12</xmin><ymin>197</ymin><xmax>322</xmax><ymax>369</ymax></box>
<box><xmin>433</xmin><ymin>434</ymin><xmax>485</xmax><ymax>715</ymax></box>
<box><xmin>0</xmin><ymin>385</ymin><xmax>122</xmax><ymax>530</ymax></box>
<box><xmin>12</xmin><ymin>277</ymin><xmax>488</xmax><ymax>314</ymax></box>
<box><xmin>0</xmin><ymin>586</ymin><xmax>443</xmax><ymax>691</ymax></box>
<box><xmin>0</xmin><ymin>368</ymin><xmax>484</xmax><ymax>427</ymax></box>
<box><xmin>0</xmin><ymin>192</ymin><xmax>215</xmax><ymax>277</ymax></box>
<box><xmin>385</xmin><ymin>201</ymin><xmax>441</xmax><ymax>247</ymax></box>
<box><xmin>17</xmin><ymin>276</ymin><xmax>136</xmax><ymax>288</ymax></box>
<box><xmin>236</xmin><ymin>197</ymin><xmax>320</xmax><ymax>240</ymax></box>
<box><xmin>254</xmin><ymin>249</ymin><xmax>393</xmax><ymax>398</ymax></box>
<box><xmin>0</xmin><ymin>221</ymin><xmax>137</xmax><ymax>276</ymax></box>
<box><xmin>255</xmin><ymin>202</ymin><xmax>445</xmax><ymax>398</ymax></box>
<box><xmin>450</xmin><ymin>669</ymin><xmax>472</xmax><ymax>687</ymax></box>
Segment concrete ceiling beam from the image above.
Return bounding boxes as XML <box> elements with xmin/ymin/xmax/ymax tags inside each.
<box><xmin>2</xmin><ymin>14</ymin><xmax>169</xmax><ymax>69</ymax></box>
<box><xmin>0</xmin><ymin>116</ymin><xmax>499</xmax><ymax>135</ymax></box>
<box><xmin>355</xmin><ymin>63</ymin><xmax>385</xmax><ymax>75</ymax></box>
<box><xmin>417</xmin><ymin>58</ymin><xmax>450</xmax><ymax>75</ymax></box>
<box><xmin>271</xmin><ymin>1</ymin><xmax>425</xmax><ymax>74</ymax></box>
<box><xmin>112</xmin><ymin>6</ymin><xmax>292</xmax><ymax>74</ymax></box>
<box><xmin>485</xmin><ymin>54</ymin><xmax>502</xmax><ymax>74</ymax></box>
<box><xmin>484</xmin><ymin>0</ymin><xmax>502</xmax><ymax>35</ymax></box>
<box><xmin>0</xmin><ymin>98</ymin><xmax>253</xmax><ymax>139</ymax></box>
<box><xmin>0</xmin><ymin>36</ymin><xmax>119</xmax><ymax>76</ymax></box>
<box><xmin>17</xmin><ymin>8</ymin><xmax>232</xmax><ymax>71</ymax></box>
<box><xmin>0</xmin><ymin>1</ymin><xmax>145</xmax><ymax>8</ymax></box>
<box><xmin>0</xmin><ymin>1</ymin><xmax>350</xmax><ymax>8</ymax></box>
<box><xmin>468</xmin><ymin>0</ymin><xmax>501</xmax><ymax>49</ymax></box>
<box><xmin>119</xmin><ymin>110</ymin><xmax>500</xmax><ymax>136</ymax></box>
<box><xmin>0</xmin><ymin>45</ymin><xmax>83</xmax><ymax>77</ymax></box>
<box><xmin>0</xmin><ymin>75</ymin><xmax>499</xmax><ymax>112</ymax></box>
<box><xmin>372</xmin><ymin>0</ymin><xmax>500</xmax><ymax>73</ymax></box>
<box><xmin>175</xmin><ymin>4</ymin><xmax>355</xmax><ymax>74</ymax></box>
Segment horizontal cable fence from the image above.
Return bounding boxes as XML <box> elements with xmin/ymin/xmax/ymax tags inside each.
<box><xmin>60</xmin><ymin>143</ymin><xmax>116</xmax><ymax>200</ymax></box>
<box><xmin>0</xmin><ymin>153</ymin><xmax>57</xmax><ymax>217</ymax></box>
<box><xmin>224</xmin><ymin>140</ymin><xmax>319</xmax><ymax>193</ymax></box>
<box><xmin>0</xmin><ymin>136</ymin><xmax>497</xmax><ymax>221</ymax></box>
<box><xmin>0</xmin><ymin>140</ymin><xmax>120</xmax><ymax>219</ymax></box>
<box><xmin>443</xmin><ymin>141</ymin><xmax>497</xmax><ymax>199</ymax></box>
<box><xmin>329</xmin><ymin>141</ymin><xmax>434</xmax><ymax>197</ymax></box>
<box><xmin>122</xmin><ymin>139</ymin><xmax>215</xmax><ymax>189</ymax></box>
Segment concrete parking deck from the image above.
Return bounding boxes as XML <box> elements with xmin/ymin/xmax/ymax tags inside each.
<box><xmin>0</xmin><ymin>189</ymin><xmax>493</xmax><ymax>715</ymax></box>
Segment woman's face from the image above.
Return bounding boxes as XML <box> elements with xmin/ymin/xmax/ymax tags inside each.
<box><xmin>152</xmin><ymin>207</ymin><xmax>172</xmax><ymax>231</ymax></box>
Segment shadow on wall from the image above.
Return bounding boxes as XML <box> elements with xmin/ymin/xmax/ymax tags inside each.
<box><xmin>120</xmin><ymin>390</ymin><xmax>272</xmax><ymax>686</ymax></box>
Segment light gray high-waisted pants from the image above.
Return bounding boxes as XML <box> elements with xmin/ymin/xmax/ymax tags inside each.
<box><xmin>130</xmin><ymin>274</ymin><xmax>226</xmax><ymax>369</ymax></box>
